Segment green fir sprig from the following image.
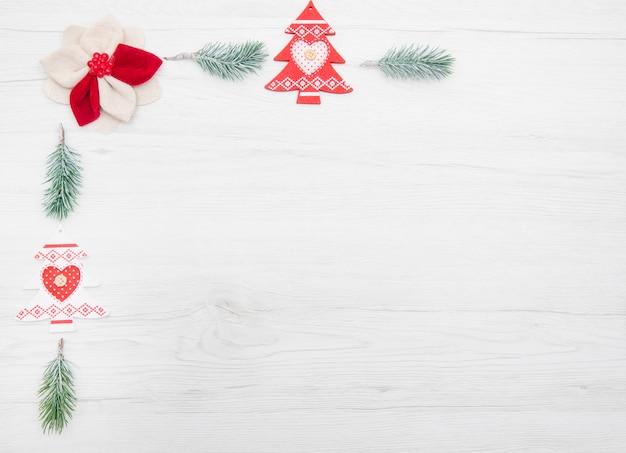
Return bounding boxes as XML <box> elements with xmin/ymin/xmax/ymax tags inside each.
<box><xmin>38</xmin><ymin>338</ymin><xmax>76</xmax><ymax>434</ymax></box>
<box><xmin>165</xmin><ymin>41</ymin><xmax>268</xmax><ymax>81</ymax></box>
<box><xmin>42</xmin><ymin>125</ymin><xmax>82</xmax><ymax>221</ymax></box>
<box><xmin>363</xmin><ymin>44</ymin><xmax>454</xmax><ymax>80</ymax></box>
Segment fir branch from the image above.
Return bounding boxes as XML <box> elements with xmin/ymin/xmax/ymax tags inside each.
<box><xmin>165</xmin><ymin>41</ymin><xmax>268</xmax><ymax>81</ymax></box>
<box><xmin>42</xmin><ymin>125</ymin><xmax>82</xmax><ymax>221</ymax></box>
<box><xmin>38</xmin><ymin>339</ymin><xmax>76</xmax><ymax>434</ymax></box>
<box><xmin>368</xmin><ymin>44</ymin><xmax>454</xmax><ymax>80</ymax></box>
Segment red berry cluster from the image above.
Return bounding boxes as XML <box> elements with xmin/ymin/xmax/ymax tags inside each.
<box><xmin>87</xmin><ymin>52</ymin><xmax>115</xmax><ymax>77</ymax></box>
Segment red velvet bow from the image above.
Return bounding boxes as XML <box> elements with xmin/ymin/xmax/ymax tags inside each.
<box><xmin>70</xmin><ymin>44</ymin><xmax>162</xmax><ymax>126</ymax></box>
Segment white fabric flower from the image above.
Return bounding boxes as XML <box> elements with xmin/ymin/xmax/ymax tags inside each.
<box><xmin>40</xmin><ymin>16</ymin><xmax>162</xmax><ymax>133</ymax></box>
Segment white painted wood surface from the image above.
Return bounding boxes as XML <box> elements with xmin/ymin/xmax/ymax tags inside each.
<box><xmin>1</xmin><ymin>1</ymin><xmax>625</xmax><ymax>451</ymax></box>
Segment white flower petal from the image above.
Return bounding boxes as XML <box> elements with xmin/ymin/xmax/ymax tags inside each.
<box><xmin>40</xmin><ymin>45</ymin><xmax>90</xmax><ymax>88</ymax></box>
<box><xmin>92</xmin><ymin>111</ymin><xmax>121</xmax><ymax>134</ymax></box>
<box><xmin>98</xmin><ymin>76</ymin><xmax>137</xmax><ymax>122</ymax></box>
<box><xmin>123</xmin><ymin>26</ymin><xmax>145</xmax><ymax>48</ymax></box>
<box><xmin>63</xmin><ymin>26</ymin><xmax>86</xmax><ymax>46</ymax></box>
<box><xmin>43</xmin><ymin>78</ymin><xmax>71</xmax><ymax>104</ymax></box>
<box><xmin>80</xmin><ymin>15</ymin><xmax>124</xmax><ymax>55</ymax></box>
<box><xmin>134</xmin><ymin>79</ymin><xmax>162</xmax><ymax>105</ymax></box>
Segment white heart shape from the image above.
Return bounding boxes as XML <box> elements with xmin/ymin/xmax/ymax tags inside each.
<box><xmin>290</xmin><ymin>40</ymin><xmax>329</xmax><ymax>76</ymax></box>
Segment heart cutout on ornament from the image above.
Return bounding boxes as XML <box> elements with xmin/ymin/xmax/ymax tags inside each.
<box><xmin>42</xmin><ymin>265</ymin><xmax>81</xmax><ymax>302</ymax></box>
<box><xmin>291</xmin><ymin>40</ymin><xmax>330</xmax><ymax>76</ymax></box>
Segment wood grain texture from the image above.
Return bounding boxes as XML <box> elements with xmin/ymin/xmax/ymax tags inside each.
<box><xmin>1</xmin><ymin>0</ymin><xmax>625</xmax><ymax>451</ymax></box>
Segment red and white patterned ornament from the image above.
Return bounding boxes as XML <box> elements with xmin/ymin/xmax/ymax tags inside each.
<box><xmin>16</xmin><ymin>225</ymin><xmax>107</xmax><ymax>332</ymax></box>
<box><xmin>265</xmin><ymin>1</ymin><xmax>352</xmax><ymax>104</ymax></box>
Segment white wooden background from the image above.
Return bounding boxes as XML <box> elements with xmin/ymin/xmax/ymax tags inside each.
<box><xmin>1</xmin><ymin>1</ymin><xmax>625</xmax><ymax>452</ymax></box>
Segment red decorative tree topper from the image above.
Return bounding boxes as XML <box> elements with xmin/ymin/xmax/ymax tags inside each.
<box><xmin>265</xmin><ymin>1</ymin><xmax>352</xmax><ymax>104</ymax></box>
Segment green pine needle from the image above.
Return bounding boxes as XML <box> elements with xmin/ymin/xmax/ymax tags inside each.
<box><xmin>38</xmin><ymin>340</ymin><xmax>76</xmax><ymax>434</ymax></box>
<box><xmin>42</xmin><ymin>127</ymin><xmax>82</xmax><ymax>221</ymax></box>
<box><xmin>191</xmin><ymin>41</ymin><xmax>268</xmax><ymax>81</ymax></box>
<box><xmin>376</xmin><ymin>44</ymin><xmax>454</xmax><ymax>80</ymax></box>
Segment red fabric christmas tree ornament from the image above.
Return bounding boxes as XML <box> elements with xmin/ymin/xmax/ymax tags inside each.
<box><xmin>266</xmin><ymin>1</ymin><xmax>352</xmax><ymax>104</ymax></box>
